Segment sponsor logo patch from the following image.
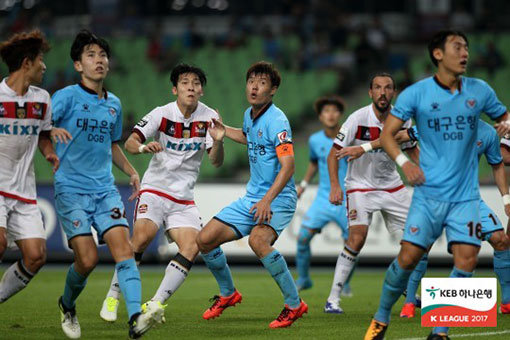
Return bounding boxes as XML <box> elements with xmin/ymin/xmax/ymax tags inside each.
<box><xmin>277</xmin><ymin>130</ymin><xmax>292</xmax><ymax>143</ymax></box>
<box><xmin>349</xmin><ymin>209</ymin><xmax>357</xmax><ymax>221</ymax></box>
<box><xmin>138</xmin><ymin>204</ymin><xmax>148</xmax><ymax>214</ymax></box>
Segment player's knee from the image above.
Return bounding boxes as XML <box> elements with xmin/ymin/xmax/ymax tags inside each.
<box><xmin>196</xmin><ymin>231</ymin><xmax>213</xmax><ymax>253</ymax></box>
<box><xmin>179</xmin><ymin>241</ymin><xmax>199</xmax><ymax>260</ymax></box>
<box><xmin>297</xmin><ymin>227</ymin><xmax>314</xmax><ymax>246</ymax></box>
<box><xmin>398</xmin><ymin>251</ymin><xmax>421</xmax><ymax>270</ymax></box>
<box><xmin>23</xmin><ymin>248</ymin><xmax>46</xmax><ymax>272</ymax></box>
<box><xmin>76</xmin><ymin>253</ymin><xmax>98</xmax><ymax>274</ymax></box>
<box><xmin>490</xmin><ymin>231</ymin><xmax>509</xmax><ymax>251</ymax></box>
<box><xmin>248</xmin><ymin>234</ymin><xmax>271</xmax><ymax>257</ymax></box>
<box><xmin>455</xmin><ymin>255</ymin><xmax>478</xmax><ymax>272</ymax></box>
<box><xmin>346</xmin><ymin>233</ymin><xmax>366</xmax><ymax>252</ymax></box>
<box><xmin>0</xmin><ymin>237</ymin><xmax>6</xmax><ymax>259</ymax></box>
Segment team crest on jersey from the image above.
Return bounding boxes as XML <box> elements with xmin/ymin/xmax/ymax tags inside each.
<box><xmin>465</xmin><ymin>98</ymin><xmax>477</xmax><ymax>109</ymax></box>
<box><xmin>82</xmin><ymin>104</ymin><xmax>89</xmax><ymax>111</ymax></box>
<box><xmin>409</xmin><ymin>225</ymin><xmax>419</xmax><ymax>235</ymax></box>
<box><xmin>183</xmin><ymin>129</ymin><xmax>191</xmax><ymax>138</ymax></box>
<box><xmin>72</xmin><ymin>220</ymin><xmax>81</xmax><ymax>228</ymax></box>
<box><xmin>430</xmin><ymin>102</ymin><xmax>440</xmax><ymax>111</ymax></box>
<box><xmin>138</xmin><ymin>204</ymin><xmax>148</xmax><ymax>214</ymax></box>
<box><xmin>109</xmin><ymin>107</ymin><xmax>116</xmax><ymax>116</ymax></box>
<box><xmin>16</xmin><ymin>107</ymin><xmax>26</xmax><ymax>119</ymax></box>
<box><xmin>477</xmin><ymin>140</ymin><xmax>482</xmax><ymax>147</ymax></box>
<box><xmin>258</xmin><ymin>129</ymin><xmax>263</xmax><ymax>138</ymax></box>
<box><xmin>277</xmin><ymin>130</ymin><xmax>291</xmax><ymax>143</ymax></box>
<box><xmin>349</xmin><ymin>209</ymin><xmax>357</xmax><ymax>220</ymax></box>
<box><xmin>32</xmin><ymin>103</ymin><xmax>43</xmax><ymax>117</ymax></box>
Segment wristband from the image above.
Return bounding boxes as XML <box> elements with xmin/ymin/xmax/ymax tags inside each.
<box><xmin>300</xmin><ymin>180</ymin><xmax>308</xmax><ymax>188</ymax></box>
<box><xmin>360</xmin><ymin>143</ymin><xmax>373</xmax><ymax>152</ymax></box>
<box><xmin>395</xmin><ymin>153</ymin><xmax>409</xmax><ymax>167</ymax></box>
<box><xmin>503</xmin><ymin>194</ymin><xmax>510</xmax><ymax>205</ymax></box>
<box><xmin>138</xmin><ymin>144</ymin><xmax>146</xmax><ymax>154</ymax></box>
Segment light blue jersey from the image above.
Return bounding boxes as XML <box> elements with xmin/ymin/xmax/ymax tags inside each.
<box><xmin>392</xmin><ymin>76</ymin><xmax>506</xmax><ymax>202</ymax></box>
<box><xmin>309</xmin><ymin>130</ymin><xmax>347</xmax><ymax>200</ymax></box>
<box><xmin>242</xmin><ymin>102</ymin><xmax>297</xmax><ymax>205</ymax></box>
<box><xmin>52</xmin><ymin>84</ymin><xmax>123</xmax><ymax>194</ymax></box>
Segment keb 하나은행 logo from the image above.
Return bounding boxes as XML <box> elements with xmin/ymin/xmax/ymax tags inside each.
<box><xmin>421</xmin><ymin>278</ymin><xmax>497</xmax><ymax>327</ymax></box>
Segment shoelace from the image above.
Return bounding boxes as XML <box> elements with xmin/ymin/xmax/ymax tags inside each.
<box><xmin>209</xmin><ymin>295</ymin><xmax>222</xmax><ymax>309</ymax></box>
<box><xmin>275</xmin><ymin>307</ymin><xmax>292</xmax><ymax>321</ymax></box>
<box><xmin>370</xmin><ymin>322</ymin><xmax>384</xmax><ymax>336</ymax></box>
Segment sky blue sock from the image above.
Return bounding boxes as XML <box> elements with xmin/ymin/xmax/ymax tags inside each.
<box><xmin>116</xmin><ymin>258</ymin><xmax>141</xmax><ymax>318</ymax></box>
<box><xmin>261</xmin><ymin>250</ymin><xmax>300</xmax><ymax>309</ymax></box>
<box><xmin>202</xmin><ymin>247</ymin><xmax>235</xmax><ymax>297</ymax></box>
<box><xmin>374</xmin><ymin>259</ymin><xmax>413</xmax><ymax>324</ymax></box>
<box><xmin>405</xmin><ymin>254</ymin><xmax>428</xmax><ymax>304</ymax></box>
<box><xmin>493</xmin><ymin>250</ymin><xmax>510</xmax><ymax>304</ymax></box>
<box><xmin>62</xmin><ymin>264</ymin><xmax>87</xmax><ymax>309</ymax></box>
<box><xmin>296</xmin><ymin>227</ymin><xmax>314</xmax><ymax>282</ymax></box>
<box><xmin>432</xmin><ymin>267</ymin><xmax>473</xmax><ymax>335</ymax></box>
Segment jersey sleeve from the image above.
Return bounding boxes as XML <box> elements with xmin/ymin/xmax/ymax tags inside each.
<box><xmin>112</xmin><ymin>103</ymin><xmax>123</xmax><ymax>142</ymax></box>
<box><xmin>133</xmin><ymin>107</ymin><xmax>161</xmax><ymax>143</ymax></box>
<box><xmin>400</xmin><ymin>119</ymin><xmax>418</xmax><ymax>150</ymax></box>
<box><xmin>308</xmin><ymin>136</ymin><xmax>318</xmax><ymax>163</ymax></box>
<box><xmin>391</xmin><ymin>86</ymin><xmax>417</xmax><ymax>121</ymax></box>
<box><xmin>268</xmin><ymin>115</ymin><xmax>294</xmax><ymax>158</ymax></box>
<box><xmin>333</xmin><ymin>115</ymin><xmax>356</xmax><ymax>148</ymax></box>
<box><xmin>205</xmin><ymin>109</ymin><xmax>220</xmax><ymax>150</ymax></box>
<box><xmin>482</xmin><ymin>82</ymin><xmax>507</xmax><ymax>120</ymax></box>
<box><xmin>485</xmin><ymin>129</ymin><xmax>503</xmax><ymax>165</ymax></box>
<box><xmin>50</xmin><ymin>89</ymin><xmax>70</xmax><ymax>126</ymax></box>
<box><xmin>41</xmin><ymin>94</ymin><xmax>52</xmax><ymax>131</ymax></box>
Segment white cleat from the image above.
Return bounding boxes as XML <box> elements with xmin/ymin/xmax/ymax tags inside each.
<box><xmin>100</xmin><ymin>297</ymin><xmax>119</xmax><ymax>322</ymax></box>
<box><xmin>59</xmin><ymin>297</ymin><xmax>81</xmax><ymax>339</ymax></box>
<box><xmin>129</xmin><ymin>300</ymin><xmax>165</xmax><ymax>339</ymax></box>
<box><xmin>323</xmin><ymin>300</ymin><xmax>344</xmax><ymax>314</ymax></box>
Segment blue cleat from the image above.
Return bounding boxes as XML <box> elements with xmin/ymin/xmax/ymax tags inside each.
<box><xmin>323</xmin><ymin>301</ymin><xmax>344</xmax><ymax>314</ymax></box>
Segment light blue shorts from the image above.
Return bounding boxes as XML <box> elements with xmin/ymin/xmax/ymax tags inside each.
<box><xmin>301</xmin><ymin>196</ymin><xmax>348</xmax><ymax>240</ymax></box>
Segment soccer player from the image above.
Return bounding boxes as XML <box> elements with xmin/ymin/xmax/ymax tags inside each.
<box><xmin>293</xmin><ymin>96</ymin><xmax>356</xmax><ymax>302</ymax></box>
<box><xmin>0</xmin><ymin>30</ymin><xmax>69</xmax><ymax>304</ymax></box>
<box><xmin>341</xmin><ymin>122</ymin><xmax>510</xmax><ymax>317</ymax></box>
<box><xmin>52</xmin><ymin>30</ymin><xmax>161</xmax><ymax>339</ymax></box>
<box><xmin>364</xmin><ymin>30</ymin><xmax>510</xmax><ymax>340</ymax></box>
<box><xmin>196</xmin><ymin>61</ymin><xmax>307</xmax><ymax>328</ymax></box>
<box><xmin>100</xmin><ymin>64</ymin><xmax>224</xmax><ymax>322</ymax></box>
<box><xmin>326</xmin><ymin>73</ymin><xmax>418</xmax><ymax>314</ymax></box>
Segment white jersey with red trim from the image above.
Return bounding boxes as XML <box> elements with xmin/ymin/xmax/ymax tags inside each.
<box><xmin>501</xmin><ymin>134</ymin><xmax>510</xmax><ymax>148</ymax></box>
<box><xmin>333</xmin><ymin>104</ymin><xmax>416</xmax><ymax>191</ymax></box>
<box><xmin>0</xmin><ymin>79</ymin><xmax>52</xmax><ymax>202</ymax></box>
<box><xmin>133</xmin><ymin>101</ymin><xmax>217</xmax><ymax>201</ymax></box>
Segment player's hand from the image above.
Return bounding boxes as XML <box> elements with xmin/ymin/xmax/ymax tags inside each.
<box><xmin>329</xmin><ymin>185</ymin><xmax>343</xmax><ymax>205</ymax></box>
<box><xmin>128</xmin><ymin>173</ymin><xmax>140</xmax><ymax>201</ymax></box>
<box><xmin>45</xmin><ymin>152</ymin><xmax>60</xmax><ymax>173</ymax></box>
<box><xmin>337</xmin><ymin>146</ymin><xmax>365</xmax><ymax>162</ymax></box>
<box><xmin>249</xmin><ymin>198</ymin><xmax>273</xmax><ymax>224</ymax></box>
<box><xmin>402</xmin><ymin>162</ymin><xmax>425</xmax><ymax>186</ymax></box>
<box><xmin>505</xmin><ymin>203</ymin><xmax>510</xmax><ymax>217</ymax></box>
<box><xmin>50</xmin><ymin>127</ymin><xmax>72</xmax><ymax>144</ymax></box>
<box><xmin>208</xmin><ymin>112</ymin><xmax>226</xmax><ymax>142</ymax></box>
<box><xmin>494</xmin><ymin>121</ymin><xmax>510</xmax><ymax>137</ymax></box>
<box><xmin>142</xmin><ymin>142</ymin><xmax>163</xmax><ymax>154</ymax></box>
<box><xmin>296</xmin><ymin>185</ymin><xmax>305</xmax><ymax>198</ymax></box>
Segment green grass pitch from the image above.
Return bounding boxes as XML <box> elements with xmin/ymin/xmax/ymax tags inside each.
<box><xmin>0</xmin><ymin>266</ymin><xmax>509</xmax><ymax>339</ymax></box>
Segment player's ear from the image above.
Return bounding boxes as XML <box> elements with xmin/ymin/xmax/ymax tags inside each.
<box><xmin>21</xmin><ymin>57</ymin><xmax>32</xmax><ymax>70</ymax></box>
<box><xmin>270</xmin><ymin>86</ymin><xmax>277</xmax><ymax>96</ymax></box>
<box><xmin>73</xmin><ymin>60</ymin><xmax>83</xmax><ymax>73</ymax></box>
<box><xmin>433</xmin><ymin>48</ymin><xmax>443</xmax><ymax>64</ymax></box>
<box><xmin>171</xmin><ymin>86</ymin><xmax>177</xmax><ymax>96</ymax></box>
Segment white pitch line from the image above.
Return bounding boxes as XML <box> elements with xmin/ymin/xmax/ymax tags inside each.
<box><xmin>397</xmin><ymin>329</ymin><xmax>510</xmax><ymax>340</ymax></box>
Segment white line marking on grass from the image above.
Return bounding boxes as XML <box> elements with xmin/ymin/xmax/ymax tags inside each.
<box><xmin>397</xmin><ymin>330</ymin><xmax>510</xmax><ymax>340</ymax></box>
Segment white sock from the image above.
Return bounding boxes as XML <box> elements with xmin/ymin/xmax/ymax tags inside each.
<box><xmin>152</xmin><ymin>260</ymin><xmax>189</xmax><ymax>304</ymax></box>
<box><xmin>327</xmin><ymin>248</ymin><xmax>358</xmax><ymax>303</ymax></box>
<box><xmin>0</xmin><ymin>260</ymin><xmax>34</xmax><ymax>303</ymax></box>
<box><xmin>105</xmin><ymin>260</ymin><xmax>141</xmax><ymax>300</ymax></box>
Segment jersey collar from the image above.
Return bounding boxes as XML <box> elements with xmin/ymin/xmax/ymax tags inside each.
<box><xmin>1</xmin><ymin>77</ymin><xmax>30</xmax><ymax>97</ymax></box>
<box><xmin>433</xmin><ymin>75</ymin><xmax>462</xmax><ymax>93</ymax></box>
<box><xmin>250</xmin><ymin>101</ymin><xmax>272</xmax><ymax>122</ymax></box>
<box><xmin>79</xmin><ymin>82</ymin><xmax>108</xmax><ymax>100</ymax></box>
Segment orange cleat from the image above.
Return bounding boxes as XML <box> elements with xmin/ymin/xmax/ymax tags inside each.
<box><xmin>269</xmin><ymin>300</ymin><xmax>308</xmax><ymax>328</ymax></box>
<box><xmin>500</xmin><ymin>303</ymin><xmax>510</xmax><ymax>314</ymax></box>
<box><xmin>364</xmin><ymin>319</ymin><xmax>388</xmax><ymax>340</ymax></box>
<box><xmin>202</xmin><ymin>290</ymin><xmax>242</xmax><ymax>320</ymax></box>
<box><xmin>400</xmin><ymin>302</ymin><xmax>416</xmax><ymax>318</ymax></box>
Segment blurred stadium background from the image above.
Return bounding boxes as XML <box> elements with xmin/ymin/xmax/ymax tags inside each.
<box><xmin>1</xmin><ymin>0</ymin><xmax>510</xmax><ymax>265</ymax></box>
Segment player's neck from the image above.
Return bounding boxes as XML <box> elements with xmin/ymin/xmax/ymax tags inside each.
<box><xmin>371</xmin><ymin>104</ymin><xmax>389</xmax><ymax>122</ymax></box>
<box><xmin>324</xmin><ymin>126</ymin><xmax>338</xmax><ymax>139</ymax></box>
<box><xmin>176</xmin><ymin>100</ymin><xmax>198</xmax><ymax>119</ymax></box>
<box><xmin>6</xmin><ymin>71</ymin><xmax>31</xmax><ymax>96</ymax></box>
<box><xmin>81</xmin><ymin>77</ymin><xmax>105</xmax><ymax>99</ymax></box>
<box><xmin>435</xmin><ymin>69</ymin><xmax>461</xmax><ymax>93</ymax></box>
<box><xmin>251</xmin><ymin>100</ymin><xmax>271</xmax><ymax>119</ymax></box>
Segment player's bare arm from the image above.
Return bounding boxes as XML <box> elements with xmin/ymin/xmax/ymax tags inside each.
<box><xmin>207</xmin><ymin>117</ymin><xmax>225</xmax><ymax>167</ymax></box>
<box><xmin>491</xmin><ymin>161</ymin><xmax>510</xmax><ymax>217</ymax></box>
<box><xmin>381</xmin><ymin>114</ymin><xmax>425</xmax><ymax>185</ymax></box>
<box><xmin>327</xmin><ymin>145</ymin><xmax>343</xmax><ymax>205</ymax></box>
<box><xmin>296</xmin><ymin>161</ymin><xmax>318</xmax><ymax>198</ymax></box>
<box><xmin>38</xmin><ymin>130</ymin><xmax>59</xmax><ymax>173</ymax></box>
<box><xmin>249</xmin><ymin>148</ymin><xmax>294</xmax><ymax>224</ymax></box>
<box><xmin>125</xmin><ymin>132</ymin><xmax>163</xmax><ymax>154</ymax></box>
<box><xmin>501</xmin><ymin>144</ymin><xmax>510</xmax><ymax>165</ymax></box>
<box><xmin>112</xmin><ymin>142</ymin><xmax>140</xmax><ymax>200</ymax></box>
<box><xmin>50</xmin><ymin>127</ymin><xmax>72</xmax><ymax>144</ymax></box>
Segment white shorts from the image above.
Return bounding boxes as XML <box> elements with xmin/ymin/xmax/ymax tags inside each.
<box><xmin>0</xmin><ymin>195</ymin><xmax>46</xmax><ymax>247</ymax></box>
<box><xmin>134</xmin><ymin>190</ymin><xmax>203</xmax><ymax>242</ymax></box>
<box><xmin>346</xmin><ymin>186</ymin><xmax>411</xmax><ymax>235</ymax></box>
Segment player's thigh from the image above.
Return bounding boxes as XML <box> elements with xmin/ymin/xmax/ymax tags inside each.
<box><xmin>8</xmin><ymin>201</ymin><xmax>46</xmax><ymax>249</ymax></box>
<box><xmin>209</xmin><ymin>197</ymin><xmax>256</xmax><ymax>240</ymax></box>
<box><xmin>445</xmin><ymin>200</ymin><xmax>482</xmax><ymax>253</ymax></box>
<box><xmin>0</xmin><ymin>227</ymin><xmax>6</xmax><ymax>257</ymax></box>
<box><xmin>402</xmin><ymin>194</ymin><xmax>447</xmax><ymax>250</ymax></box>
<box><xmin>133</xmin><ymin>192</ymin><xmax>165</xmax><ymax>231</ymax></box>
<box><xmin>55</xmin><ymin>192</ymin><xmax>94</xmax><ymax>243</ymax></box>
<box><xmin>69</xmin><ymin>235</ymin><xmax>98</xmax><ymax>273</ymax></box>
<box><xmin>346</xmin><ymin>192</ymin><xmax>372</xmax><ymax>228</ymax></box>
<box><xmin>103</xmin><ymin>226</ymin><xmax>133</xmax><ymax>262</ymax></box>
<box><xmin>379</xmin><ymin>188</ymin><xmax>411</xmax><ymax>235</ymax></box>
<box><xmin>93</xmin><ymin>191</ymin><xmax>130</xmax><ymax>245</ymax></box>
<box><xmin>264</xmin><ymin>200</ymin><xmax>296</xmax><ymax>237</ymax></box>
<box><xmin>168</xmin><ymin>227</ymin><xmax>200</xmax><ymax>260</ymax></box>
<box><xmin>198</xmin><ymin>218</ymin><xmax>238</xmax><ymax>251</ymax></box>
<box><xmin>131</xmin><ymin>218</ymin><xmax>159</xmax><ymax>252</ymax></box>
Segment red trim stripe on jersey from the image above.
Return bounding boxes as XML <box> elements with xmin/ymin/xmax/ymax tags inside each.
<box><xmin>355</xmin><ymin>126</ymin><xmax>380</xmax><ymax>141</ymax></box>
<box><xmin>0</xmin><ymin>191</ymin><xmax>37</xmax><ymax>204</ymax></box>
<box><xmin>139</xmin><ymin>189</ymin><xmax>195</xmax><ymax>205</ymax></box>
<box><xmin>0</xmin><ymin>102</ymin><xmax>47</xmax><ymax>120</ymax></box>
<box><xmin>346</xmin><ymin>184</ymin><xmax>405</xmax><ymax>195</ymax></box>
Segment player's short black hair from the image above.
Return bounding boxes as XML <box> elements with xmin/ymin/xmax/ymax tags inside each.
<box><xmin>369</xmin><ymin>72</ymin><xmax>396</xmax><ymax>89</ymax></box>
<box><xmin>428</xmin><ymin>29</ymin><xmax>469</xmax><ymax>67</ymax></box>
<box><xmin>314</xmin><ymin>95</ymin><xmax>345</xmax><ymax>116</ymax></box>
<box><xmin>246</xmin><ymin>61</ymin><xmax>281</xmax><ymax>88</ymax></box>
<box><xmin>0</xmin><ymin>30</ymin><xmax>50</xmax><ymax>73</ymax></box>
<box><xmin>70</xmin><ymin>29</ymin><xmax>111</xmax><ymax>62</ymax></box>
<box><xmin>170</xmin><ymin>63</ymin><xmax>207</xmax><ymax>87</ymax></box>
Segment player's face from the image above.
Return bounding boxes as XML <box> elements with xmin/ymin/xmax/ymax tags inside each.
<box><xmin>434</xmin><ymin>35</ymin><xmax>469</xmax><ymax>75</ymax></box>
<box><xmin>369</xmin><ymin>76</ymin><xmax>395</xmax><ymax>113</ymax></box>
<box><xmin>246</xmin><ymin>73</ymin><xmax>276</xmax><ymax>106</ymax></box>
<box><xmin>172</xmin><ymin>73</ymin><xmax>203</xmax><ymax>107</ymax></box>
<box><xmin>74</xmin><ymin>44</ymin><xmax>109</xmax><ymax>82</ymax></box>
<box><xmin>319</xmin><ymin>104</ymin><xmax>342</xmax><ymax>128</ymax></box>
<box><xmin>27</xmin><ymin>53</ymin><xmax>46</xmax><ymax>85</ymax></box>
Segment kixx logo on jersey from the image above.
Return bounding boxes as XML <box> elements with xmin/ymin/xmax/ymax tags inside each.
<box><xmin>0</xmin><ymin>123</ymin><xmax>39</xmax><ymax>135</ymax></box>
<box><xmin>166</xmin><ymin>141</ymin><xmax>202</xmax><ymax>151</ymax></box>
<box><xmin>421</xmin><ymin>278</ymin><xmax>497</xmax><ymax>327</ymax></box>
